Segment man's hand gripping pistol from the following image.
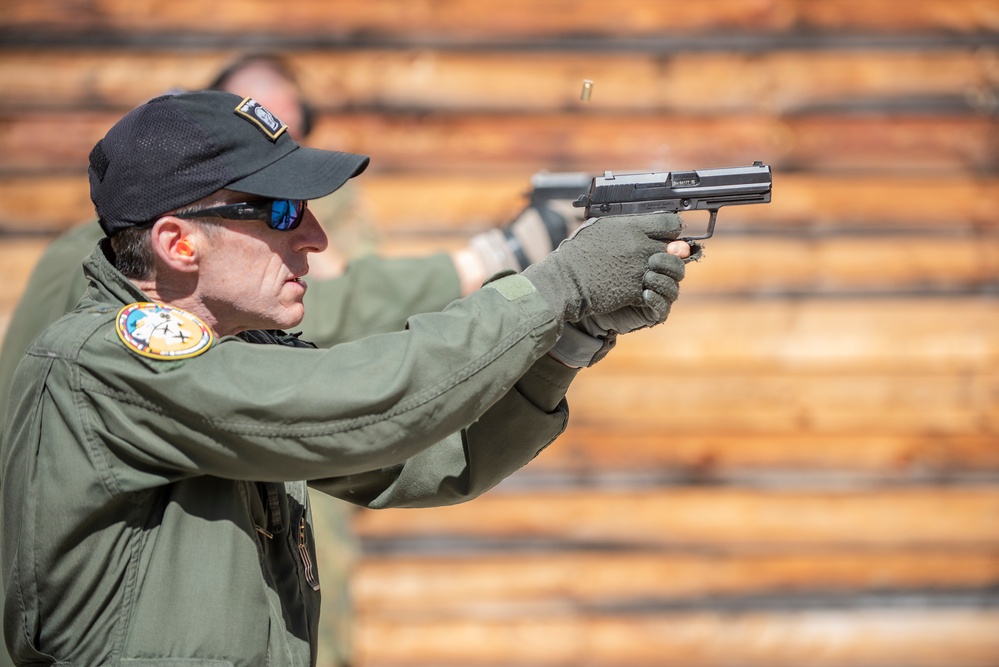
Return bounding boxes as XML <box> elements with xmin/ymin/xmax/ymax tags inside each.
<box><xmin>572</xmin><ymin>161</ymin><xmax>773</xmax><ymax>251</ymax></box>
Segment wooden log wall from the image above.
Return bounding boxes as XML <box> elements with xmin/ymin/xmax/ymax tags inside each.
<box><xmin>1</xmin><ymin>1</ymin><xmax>997</xmax><ymax>666</ymax></box>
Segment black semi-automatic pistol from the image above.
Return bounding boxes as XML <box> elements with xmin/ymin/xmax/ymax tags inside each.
<box><xmin>572</xmin><ymin>161</ymin><xmax>772</xmax><ymax>241</ymax></box>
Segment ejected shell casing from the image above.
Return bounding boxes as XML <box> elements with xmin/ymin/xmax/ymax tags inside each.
<box><xmin>580</xmin><ymin>80</ymin><xmax>594</xmax><ymax>101</ymax></box>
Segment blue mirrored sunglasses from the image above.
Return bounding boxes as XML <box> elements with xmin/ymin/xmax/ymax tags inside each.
<box><xmin>173</xmin><ymin>199</ymin><xmax>307</xmax><ymax>231</ymax></box>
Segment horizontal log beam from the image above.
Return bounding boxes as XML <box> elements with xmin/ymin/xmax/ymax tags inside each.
<box><xmin>562</xmin><ymin>372</ymin><xmax>997</xmax><ymax>436</ymax></box>
<box><xmin>190</xmin><ymin>113</ymin><xmax>999</xmax><ymax>173</ymax></box>
<box><xmin>599</xmin><ymin>299</ymin><xmax>999</xmax><ymax>373</ymax></box>
<box><xmin>354</xmin><ymin>487</ymin><xmax>999</xmax><ymax>547</ymax></box>
<box><xmin>2</xmin><ymin>0</ymin><xmax>995</xmax><ymax>37</ymax></box>
<box><xmin>354</xmin><ymin>550</ymin><xmax>999</xmax><ymax>613</ymax></box>
<box><xmin>533</xmin><ymin>431</ymin><xmax>999</xmax><ymax>475</ymax></box>
<box><xmin>1</xmin><ymin>112</ymin><xmax>993</xmax><ymax>173</ymax></box>
<box><xmin>0</xmin><ymin>49</ymin><xmax>993</xmax><ymax>114</ymax></box>
<box><xmin>354</xmin><ymin>609</ymin><xmax>999</xmax><ymax>666</ymax></box>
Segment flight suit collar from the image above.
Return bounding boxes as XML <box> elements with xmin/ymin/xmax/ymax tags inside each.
<box><xmin>80</xmin><ymin>238</ymin><xmax>152</xmax><ymax>310</ymax></box>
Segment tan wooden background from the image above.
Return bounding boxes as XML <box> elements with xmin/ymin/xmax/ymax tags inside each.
<box><xmin>1</xmin><ymin>1</ymin><xmax>997</xmax><ymax>665</ymax></box>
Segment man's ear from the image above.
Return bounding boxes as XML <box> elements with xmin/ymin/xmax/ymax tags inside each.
<box><xmin>149</xmin><ymin>217</ymin><xmax>201</xmax><ymax>272</ymax></box>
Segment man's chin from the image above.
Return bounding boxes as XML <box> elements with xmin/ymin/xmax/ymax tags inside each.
<box><xmin>278</xmin><ymin>304</ymin><xmax>307</xmax><ymax>331</ymax></box>
<box><xmin>281</xmin><ymin>310</ymin><xmax>305</xmax><ymax>329</ymax></box>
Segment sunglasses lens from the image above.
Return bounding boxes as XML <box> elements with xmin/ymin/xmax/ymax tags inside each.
<box><xmin>269</xmin><ymin>200</ymin><xmax>305</xmax><ymax>230</ymax></box>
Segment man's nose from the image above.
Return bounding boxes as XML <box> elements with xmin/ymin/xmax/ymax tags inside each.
<box><xmin>293</xmin><ymin>208</ymin><xmax>328</xmax><ymax>254</ymax></box>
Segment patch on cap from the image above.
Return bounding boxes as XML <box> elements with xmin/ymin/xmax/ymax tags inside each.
<box><xmin>116</xmin><ymin>302</ymin><xmax>214</xmax><ymax>360</ymax></box>
<box><xmin>234</xmin><ymin>96</ymin><xmax>288</xmax><ymax>141</ymax></box>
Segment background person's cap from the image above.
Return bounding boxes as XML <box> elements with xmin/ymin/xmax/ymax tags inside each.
<box><xmin>88</xmin><ymin>90</ymin><xmax>370</xmax><ymax>236</ymax></box>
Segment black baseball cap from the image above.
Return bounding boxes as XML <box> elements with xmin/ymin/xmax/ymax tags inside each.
<box><xmin>88</xmin><ymin>90</ymin><xmax>370</xmax><ymax>236</ymax></box>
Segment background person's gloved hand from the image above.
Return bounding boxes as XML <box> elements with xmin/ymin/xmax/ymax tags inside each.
<box><xmin>521</xmin><ymin>211</ymin><xmax>684</xmax><ymax>330</ymax></box>
<box><xmin>468</xmin><ymin>199</ymin><xmax>585</xmax><ymax>276</ymax></box>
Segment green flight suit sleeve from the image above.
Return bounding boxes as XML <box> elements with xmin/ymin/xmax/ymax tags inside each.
<box><xmin>309</xmin><ymin>353</ymin><xmax>576</xmax><ymax>508</ymax></box>
<box><xmin>73</xmin><ymin>274</ymin><xmax>568</xmax><ymax>507</ymax></box>
<box><xmin>299</xmin><ymin>253</ymin><xmax>462</xmax><ymax>347</ymax></box>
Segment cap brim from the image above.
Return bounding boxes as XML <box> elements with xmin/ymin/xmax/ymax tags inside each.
<box><xmin>226</xmin><ymin>146</ymin><xmax>370</xmax><ymax>201</ymax></box>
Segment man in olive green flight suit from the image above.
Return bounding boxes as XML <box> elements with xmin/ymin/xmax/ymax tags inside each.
<box><xmin>0</xmin><ymin>54</ymin><xmax>586</xmax><ymax>667</ymax></box>
<box><xmin>0</xmin><ymin>90</ymin><xmax>692</xmax><ymax>666</ymax></box>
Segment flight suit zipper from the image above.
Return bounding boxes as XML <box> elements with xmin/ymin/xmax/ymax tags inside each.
<box><xmin>298</xmin><ymin>516</ymin><xmax>320</xmax><ymax>591</ymax></box>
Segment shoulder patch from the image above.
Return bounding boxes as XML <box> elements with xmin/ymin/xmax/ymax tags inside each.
<box><xmin>115</xmin><ymin>303</ymin><xmax>214</xmax><ymax>360</ymax></box>
<box><xmin>234</xmin><ymin>96</ymin><xmax>288</xmax><ymax>141</ymax></box>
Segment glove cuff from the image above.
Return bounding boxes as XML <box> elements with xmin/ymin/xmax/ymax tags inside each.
<box><xmin>548</xmin><ymin>323</ymin><xmax>616</xmax><ymax>368</ymax></box>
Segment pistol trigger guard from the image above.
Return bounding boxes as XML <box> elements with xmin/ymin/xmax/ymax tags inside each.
<box><xmin>680</xmin><ymin>209</ymin><xmax>718</xmax><ymax>242</ymax></box>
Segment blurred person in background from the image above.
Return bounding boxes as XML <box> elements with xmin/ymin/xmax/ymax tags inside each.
<box><xmin>0</xmin><ymin>52</ymin><xmax>587</xmax><ymax>667</ymax></box>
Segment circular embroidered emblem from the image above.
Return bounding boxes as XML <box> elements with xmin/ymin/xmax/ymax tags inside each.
<box><xmin>115</xmin><ymin>302</ymin><xmax>213</xmax><ymax>360</ymax></box>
